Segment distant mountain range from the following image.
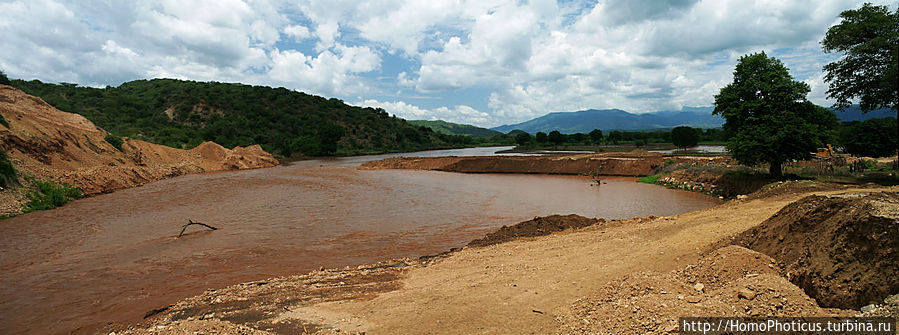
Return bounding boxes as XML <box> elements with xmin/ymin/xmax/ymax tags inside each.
<box><xmin>408</xmin><ymin>120</ymin><xmax>503</xmax><ymax>138</ymax></box>
<box><xmin>492</xmin><ymin>106</ymin><xmax>897</xmax><ymax>134</ymax></box>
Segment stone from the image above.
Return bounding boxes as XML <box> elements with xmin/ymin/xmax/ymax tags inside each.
<box><xmin>686</xmin><ymin>296</ymin><xmax>702</xmax><ymax>303</ymax></box>
<box><xmin>860</xmin><ymin>304</ymin><xmax>877</xmax><ymax>313</ymax></box>
<box><xmin>738</xmin><ymin>288</ymin><xmax>756</xmax><ymax>300</ymax></box>
<box><xmin>693</xmin><ymin>283</ymin><xmax>705</xmax><ymax>292</ymax></box>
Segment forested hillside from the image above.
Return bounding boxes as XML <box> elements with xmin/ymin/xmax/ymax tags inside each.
<box><xmin>11</xmin><ymin>79</ymin><xmax>471</xmax><ymax>156</ymax></box>
<box><xmin>407</xmin><ymin>120</ymin><xmax>503</xmax><ymax>138</ymax></box>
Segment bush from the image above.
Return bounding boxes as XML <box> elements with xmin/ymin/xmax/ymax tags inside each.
<box><xmin>0</xmin><ymin>113</ymin><xmax>8</xmax><ymax>128</ymax></box>
<box><xmin>637</xmin><ymin>174</ymin><xmax>661</xmax><ymax>184</ymax></box>
<box><xmin>23</xmin><ymin>179</ymin><xmax>83</xmax><ymax>213</ymax></box>
<box><xmin>104</xmin><ymin>134</ymin><xmax>124</xmax><ymax>151</ymax></box>
<box><xmin>0</xmin><ymin>149</ymin><xmax>16</xmax><ymax>188</ymax></box>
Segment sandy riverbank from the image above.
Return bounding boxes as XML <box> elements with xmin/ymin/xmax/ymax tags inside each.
<box><xmin>359</xmin><ymin>151</ymin><xmax>730</xmax><ymax>176</ymax></box>
<box><xmin>113</xmin><ymin>182</ymin><xmax>899</xmax><ymax>334</ymax></box>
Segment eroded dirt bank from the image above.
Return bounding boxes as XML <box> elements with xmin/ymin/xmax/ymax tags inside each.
<box><xmin>0</xmin><ymin>85</ymin><xmax>278</xmax><ymax>214</ymax></box>
<box><xmin>118</xmin><ymin>184</ymin><xmax>898</xmax><ymax>334</ymax></box>
<box><xmin>359</xmin><ymin>152</ymin><xmax>730</xmax><ymax>176</ymax></box>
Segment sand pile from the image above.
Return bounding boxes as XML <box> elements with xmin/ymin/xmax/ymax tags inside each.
<box><xmin>728</xmin><ymin>191</ymin><xmax>899</xmax><ymax>309</ymax></box>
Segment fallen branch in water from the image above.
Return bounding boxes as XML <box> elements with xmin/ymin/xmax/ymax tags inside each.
<box><xmin>178</xmin><ymin>219</ymin><xmax>218</xmax><ymax>238</ymax></box>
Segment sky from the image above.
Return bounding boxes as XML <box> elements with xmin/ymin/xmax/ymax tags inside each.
<box><xmin>0</xmin><ymin>0</ymin><xmax>893</xmax><ymax>128</ymax></box>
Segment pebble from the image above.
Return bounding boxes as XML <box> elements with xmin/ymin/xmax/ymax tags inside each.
<box><xmin>693</xmin><ymin>283</ymin><xmax>705</xmax><ymax>292</ymax></box>
<box><xmin>686</xmin><ymin>296</ymin><xmax>702</xmax><ymax>303</ymax></box>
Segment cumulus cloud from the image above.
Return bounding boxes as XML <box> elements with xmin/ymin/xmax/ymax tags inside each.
<box><xmin>0</xmin><ymin>0</ymin><xmax>379</xmax><ymax>97</ymax></box>
<box><xmin>359</xmin><ymin>99</ymin><xmax>492</xmax><ymax>126</ymax></box>
<box><xmin>0</xmin><ymin>0</ymin><xmax>890</xmax><ymax>127</ymax></box>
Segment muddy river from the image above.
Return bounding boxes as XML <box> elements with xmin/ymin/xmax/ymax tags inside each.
<box><xmin>0</xmin><ymin>147</ymin><xmax>720</xmax><ymax>334</ymax></box>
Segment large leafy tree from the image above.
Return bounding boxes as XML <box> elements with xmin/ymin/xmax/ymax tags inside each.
<box><xmin>714</xmin><ymin>52</ymin><xmax>838</xmax><ymax>178</ymax></box>
<box><xmin>821</xmin><ymin>3</ymin><xmax>899</xmax><ymax>155</ymax></box>
<box><xmin>670</xmin><ymin>126</ymin><xmax>700</xmax><ymax>149</ymax></box>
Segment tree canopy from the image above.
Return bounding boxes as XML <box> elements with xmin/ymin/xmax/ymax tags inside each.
<box><xmin>588</xmin><ymin>129</ymin><xmax>603</xmax><ymax>143</ymax></box>
<box><xmin>670</xmin><ymin>126</ymin><xmax>700</xmax><ymax>149</ymax></box>
<box><xmin>714</xmin><ymin>52</ymin><xmax>838</xmax><ymax>178</ymax></box>
<box><xmin>822</xmin><ymin>3</ymin><xmax>898</xmax><ymax>155</ymax></box>
<box><xmin>515</xmin><ymin>132</ymin><xmax>532</xmax><ymax>146</ymax></box>
<box><xmin>547</xmin><ymin>130</ymin><xmax>564</xmax><ymax>145</ymax></box>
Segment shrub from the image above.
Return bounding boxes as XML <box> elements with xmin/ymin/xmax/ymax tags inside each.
<box><xmin>23</xmin><ymin>179</ymin><xmax>83</xmax><ymax>213</ymax></box>
<box><xmin>104</xmin><ymin>134</ymin><xmax>124</xmax><ymax>151</ymax></box>
<box><xmin>0</xmin><ymin>149</ymin><xmax>16</xmax><ymax>188</ymax></box>
<box><xmin>0</xmin><ymin>113</ymin><xmax>8</xmax><ymax>128</ymax></box>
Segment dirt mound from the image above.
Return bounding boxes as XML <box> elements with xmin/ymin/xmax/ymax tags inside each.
<box><xmin>558</xmin><ymin>246</ymin><xmax>849</xmax><ymax>334</ymax></box>
<box><xmin>0</xmin><ymin>85</ymin><xmax>278</xmax><ymax>212</ymax></box>
<box><xmin>361</xmin><ymin>153</ymin><xmax>666</xmax><ymax>176</ymax></box>
<box><xmin>727</xmin><ymin>191</ymin><xmax>899</xmax><ymax>309</ymax></box>
<box><xmin>467</xmin><ymin>214</ymin><xmax>605</xmax><ymax>247</ymax></box>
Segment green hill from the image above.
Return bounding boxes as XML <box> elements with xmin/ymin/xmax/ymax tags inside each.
<box><xmin>407</xmin><ymin>120</ymin><xmax>503</xmax><ymax>138</ymax></box>
<box><xmin>11</xmin><ymin>79</ymin><xmax>474</xmax><ymax>156</ymax></box>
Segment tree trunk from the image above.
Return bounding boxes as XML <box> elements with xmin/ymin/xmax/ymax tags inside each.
<box><xmin>769</xmin><ymin>161</ymin><xmax>783</xmax><ymax>179</ymax></box>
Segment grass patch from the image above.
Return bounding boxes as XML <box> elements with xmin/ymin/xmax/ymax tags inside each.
<box><xmin>23</xmin><ymin>178</ymin><xmax>83</xmax><ymax>213</ymax></box>
<box><xmin>0</xmin><ymin>113</ymin><xmax>8</xmax><ymax>128</ymax></box>
<box><xmin>637</xmin><ymin>174</ymin><xmax>662</xmax><ymax>184</ymax></box>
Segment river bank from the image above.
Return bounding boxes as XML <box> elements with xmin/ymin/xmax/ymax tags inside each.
<box><xmin>114</xmin><ymin>182</ymin><xmax>898</xmax><ymax>334</ymax></box>
<box><xmin>359</xmin><ymin>151</ymin><xmax>730</xmax><ymax>177</ymax></box>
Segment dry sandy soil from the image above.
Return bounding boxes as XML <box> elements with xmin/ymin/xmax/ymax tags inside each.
<box><xmin>115</xmin><ymin>183</ymin><xmax>898</xmax><ymax>334</ymax></box>
<box><xmin>0</xmin><ymin>85</ymin><xmax>278</xmax><ymax>215</ymax></box>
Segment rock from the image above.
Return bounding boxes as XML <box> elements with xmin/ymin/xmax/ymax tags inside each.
<box><xmin>686</xmin><ymin>296</ymin><xmax>702</xmax><ymax>303</ymax></box>
<box><xmin>737</xmin><ymin>195</ymin><xmax>748</xmax><ymax>200</ymax></box>
<box><xmin>693</xmin><ymin>283</ymin><xmax>705</xmax><ymax>292</ymax></box>
<box><xmin>860</xmin><ymin>304</ymin><xmax>877</xmax><ymax>313</ymax></box>
<box><xmin>738</xmin><ymin>288</ymin><xmax>756</xmax><ymax>300</ymax></box>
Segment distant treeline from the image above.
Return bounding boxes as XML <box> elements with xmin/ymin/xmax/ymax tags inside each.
<box><xmin>511</xmin><ymin>127</ymin><xmax>728</xmax><ymax>147</ymax></box>
<box><xmin>510</xmin><ymin>119</ymin><xmax>896</xmax><ymax>158</ymax></box>
<box><xmin>11</xmin><ymin>79</ymin><xmax>480</xmax><ymax>157</ymax></box>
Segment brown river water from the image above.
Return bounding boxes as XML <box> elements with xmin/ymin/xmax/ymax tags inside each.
<box><xmin>0</xmin><ymin>147</ymin><xmax>720</xmax><ymax>334</ymax></box>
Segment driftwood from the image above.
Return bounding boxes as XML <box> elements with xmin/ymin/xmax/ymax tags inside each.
<box><xmin>178</xmin><ymin>219</ymin><xmax>218</xmax><ymax>238</ymax></box>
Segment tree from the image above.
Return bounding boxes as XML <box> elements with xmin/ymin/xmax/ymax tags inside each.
<box><xmin>714</xmin><ymin>52</ymin><xmax>838</xmax><ymax>179</ymax></box>
<box><xmin>670</xmin><ymin>126</ymin><xmax>700</xmax><ymax>149</ymax></box>
<box><xmin>0</xmin><ymin>70</ymin><xmax>10</xmax><ymax>86</ymax></box>
<box><xmin>548</xmin><ymin>130</ymin><xmax>564</xmax><ymax>145</ymax></box>
<box><xmin>821</xmin><ymin>3</ymin><xmax>899</xmax><ymax>155</ymax></box>
<box><xmin>570</xmin><ymin>132</ymin><xmax>586</xmax><ymax>144</ymax></box>
<box><xmin>608</xmin><ymin>130</ymin><xmax>623</xmax><ymax>144</ymax></box>
<box><xmin>839</xmin><ymin>118</ymin><xmax>898</xmax><ymax>157</ymax></box>
<box><xmin>515</xmin><ymin>132</ymin><xmax>532</xmax><ymax>146</ymax></box>
<box><xmin>535</xmin><ymin>131</ymin><xmax>548</xmax><ymax>144</ymax></box>
<box><xmin>589</xmin><ymin>129</ymin><xmax>604</xmax><ymax>144</ymax></box>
